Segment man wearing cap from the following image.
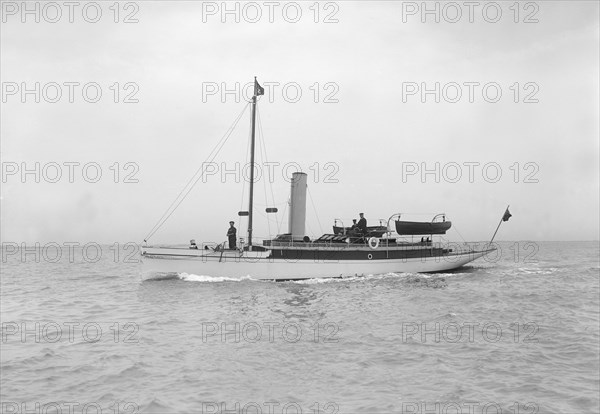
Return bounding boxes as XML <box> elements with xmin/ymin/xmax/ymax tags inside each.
<box><xmin>357</xmin><ymin>213</ymin><xmax>367</xmax><ymax>240</ymax></box>
<box><xmin>227</xmin><ymin>221</ymin><xmax>237</xmax><ymax>250</ymax></box>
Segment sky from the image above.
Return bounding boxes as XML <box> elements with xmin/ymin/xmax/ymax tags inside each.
<box><xmin>1</xmin><ymin>0</ymin><xmax>599</xmax><ymax>245</ymax></box>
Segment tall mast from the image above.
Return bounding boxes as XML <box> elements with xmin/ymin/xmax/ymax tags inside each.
<box><xmin>247</xmin><ymin>77</ymin><xmax>258</xmax><ymax>248</ymax></box>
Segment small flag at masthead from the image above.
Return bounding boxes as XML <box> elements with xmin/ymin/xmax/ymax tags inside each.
<box><xmin>254</xmin><ymin>78</ymin><xmax>264</xmax><ymax>96</ymax></box>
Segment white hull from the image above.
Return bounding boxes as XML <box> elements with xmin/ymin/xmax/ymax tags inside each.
<box><xmin>140</xmin><ymin>246</ymin><xmax>494</xmax><ymax>281</ymax></box>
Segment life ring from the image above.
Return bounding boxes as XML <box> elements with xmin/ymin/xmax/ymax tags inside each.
<box><xmin>368</xmin><ymin>237</ymin><xmax>379</xmax><ymax>249</ymax></box>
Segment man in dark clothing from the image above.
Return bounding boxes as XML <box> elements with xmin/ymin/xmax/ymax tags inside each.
<box><xmin>357</xmin><ymin>213</ymin><xmax>367</xmax><ymax>234</ymax></box>
<box><xmin>227</xmin><ymin>221</ymin><xmax>237</xmax><ymax>249</ymax></box>
<box><xmin>347</xmin><ymin>219</ymin><xmax>359</xmax><ymax>242</ymax></box>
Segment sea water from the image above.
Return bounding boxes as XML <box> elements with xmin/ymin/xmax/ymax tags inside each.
<box><xmin>1</xmin><ymin>241</ymin><xmax>598</xmax><ymax>414</ymax></box>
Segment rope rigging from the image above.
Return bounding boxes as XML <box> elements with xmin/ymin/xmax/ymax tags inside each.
<box><xmin>256</xmin><ymin>105</ymin><xmax>279</xmax><ymax>236</ymax></box>
<box><xmin>307</xmin><ymin>186</ymin><xmax>324</xmax><ymax>235</ymax></box>
<box><xmin>237</xmin><ymin>106</ymin><xmax>254</xmax><ymax>242</ymax></box>
<box><xmin>143</xmin><ymin>103</ymin><xmax>250</xmax><ymax>243</ymax></box>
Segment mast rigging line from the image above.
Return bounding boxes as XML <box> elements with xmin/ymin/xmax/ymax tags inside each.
<box><xmin>143</xmin><ymin>103</ymin><xmax>250</xmax><ymax>243</ymax></box>
<box><xmin>256</xmin><ymin>105</ymin><xmax>279</xmax><ymax>236</ymax></box>
<box><xmin>307</xmin><ymin>186</ymin><xmax>324</xmax><ymax>235</ymax></box>
<box><xmin>240</xmin><ymin>109</ymin><xmax>253</xmax><ymax>211</ymax></box>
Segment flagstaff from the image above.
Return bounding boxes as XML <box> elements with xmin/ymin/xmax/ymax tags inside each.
<box><xmin>488</xmin><ymin>205</ymin><xmax>512</xmax><ymax>247</ymax></box>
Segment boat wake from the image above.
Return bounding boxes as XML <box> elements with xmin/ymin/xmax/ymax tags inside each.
<box><xmin>178</xmin><ymin>272</ymin><xmax>257</xmax><ymax>283</ymax></box>
<box><xmin>141</xmin><ymin>272</ymin><xmax>180</xmax><ymax>282</ymax></box>
<box><xmin>143</xmin><ymin>269</ymin><xmax>478</xmax><ymax>283</ymax></box>
<box><xmin>291</xmin><ymin>272</ymin><xmax>455</xmax><ymax>284</ymax></box>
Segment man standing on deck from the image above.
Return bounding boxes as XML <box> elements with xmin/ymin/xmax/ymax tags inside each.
<box><xmin>227</xmin><ymin>221</ymin><xmax>237</xmax><ymax>249</ymax></box>
<box><xmin>357</xmin><ymin>213</ymin><xmax>367</xmax><ymax>236</ymax></box>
